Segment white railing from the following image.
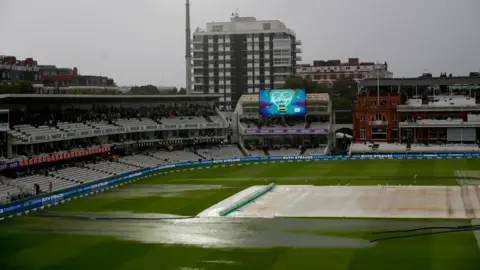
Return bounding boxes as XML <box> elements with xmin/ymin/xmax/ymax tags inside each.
<box><xmin>12</xmin><ymin>121</ymin><xmax>230</xmax><ymax>144</ymax></box>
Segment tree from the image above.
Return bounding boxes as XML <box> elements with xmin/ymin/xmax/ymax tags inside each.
<box><xmin>178</xmin><ymin>88</ymin><xmax>187</xmax><ymax>94</ymax></box>
<box><xmin>72</xmin><ymin>88</ymin><xmax>121</xmax><ymax>95</ymax></box>
<box><xmin>0</xmin><ymin>81</ymin><xmax>35</xmax><ymax>94</ymax></box>
<box><xmin>330</xmin><ymin>77</ymin><xmax>358</xmax><ymax>101</ymax></box>
<box><xmin>331</xmin><ymin>97</ymin><xmax>352</xmax><ymax>110</ymax></box>
<box><xmin>127</xmin><ymin>85</ymin><xmax>160</xmax><ymax>95</ymax></box>
<box><xmin>282</xmin><ymin>76</ymin><xmax>329</xmax><ymax>94</ymax></box>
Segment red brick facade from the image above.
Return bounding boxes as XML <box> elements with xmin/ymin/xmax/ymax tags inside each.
<box><xmin>353</xmin><ymin>94</ymin><xmax>401</xmax><ymax>142</ymax></box>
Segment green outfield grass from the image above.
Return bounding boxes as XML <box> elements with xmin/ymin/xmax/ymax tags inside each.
<box><xmin>0</xmin><ymin>158</ymin><xmax>479</xmax><ymax>270</ymax></box>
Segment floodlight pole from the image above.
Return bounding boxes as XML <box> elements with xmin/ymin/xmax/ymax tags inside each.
<box><xmin>185</xmin><ymin>0</ymin><xmax>192</xmax><ymax>95</ymax></box>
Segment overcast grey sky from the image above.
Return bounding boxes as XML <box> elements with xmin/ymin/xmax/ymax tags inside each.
<box><xmin>1</xmin><ymin>0</ymin><xmax>479</xmax><ymax>87</ymax></box>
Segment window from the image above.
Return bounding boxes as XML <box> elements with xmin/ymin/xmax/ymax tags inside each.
<box><xmin>372</xmin><ymin>114</ymin><xmax>386</xmax><ymax>121</ymax></box>
<box><xmin>360</xmin><ymin>128</ymin><xmax>366</xmax><ymax>139</ymax></box>
<box><xmin>371</xmin><ymin>127</ymin><xmax>387</xmax><ymax>140</ymax></box>
<box><xmin>212</xmin><ymin>25</ymin><xmax>224</xmax><ymax>32</ymax></box>
<box><xmin>263</xmin><ymin>23</ymin><xmax>271</xmax><ymax>30</ymax></box>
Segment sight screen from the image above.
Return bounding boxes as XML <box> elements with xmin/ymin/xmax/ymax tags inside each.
<box><xmin>259</xmin><ymin>89</ymin><xmax>306</xmax><ymax>116</ymax></box>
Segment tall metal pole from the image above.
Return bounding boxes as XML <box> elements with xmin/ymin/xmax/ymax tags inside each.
<box><xmin>377</xmin><ymin>72</ymin><xmax>380</xmax><ymax>105</ymax></box>
<box><xmin>185</xmin><ymin>0</ymin><xmax>192</xmax><ymax>95</ymax></box>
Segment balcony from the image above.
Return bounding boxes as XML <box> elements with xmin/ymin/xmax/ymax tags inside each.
<box><xmin>397</xmin><ymin>104</ymin><xmax>480</xmax><ymax>112</ymax></box>
<box><xmin>296</xmin><ymin>48</ymin><xmax>302</xmax><ymax>53</ymax></box>
<box><xmin>295</xmin><ymin>40</ymin><xmax>302</xmax><ymax>46</ymax></box>
<box><xmin>296</xmin><ymin>56</ymin><xmax>302</xmax><ymax>61</ymax></box>
<box><xmin>369</xmin><ymin>120</ymin><xmax>388</xmax><ymax>126</ymax></box>
<box><xmin>399</xmin><ymin>119</ymin><xmax>480</xmax><ymax>128</ymax></box>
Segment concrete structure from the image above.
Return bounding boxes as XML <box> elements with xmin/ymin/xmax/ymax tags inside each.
<box><xmin>185</xmin><ymin>0</ymin><xmax>192</xmax><ymax>95</ymax></box>
<box><xmin>297</xmin><ymin>58</ymin><xmax>392</xmax><ymax>87</ymax></box>
<box><xmin>192</xmin><ymin>14</ymin><xmax>301</xmax><ymax>110</ymax></box>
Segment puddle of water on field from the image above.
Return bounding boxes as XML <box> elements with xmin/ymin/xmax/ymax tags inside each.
<box><xmin>6</xmin><ymin>216</ymin><xmax>468</xmax><ymax>249</ymax></box>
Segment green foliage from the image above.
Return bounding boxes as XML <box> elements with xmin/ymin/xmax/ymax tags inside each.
<box><xmin>330</xmin><ymin>77</ymin><xmax>358</xmax><ymax>102</ymax></box>
<box><xmin>127</xmin><ymin>85</ymin><xmax>161</xmax><ymax>95</ymax></box>
<box><xmin>283</xmin><ymin>76</ymin><xmax>329</xmax><ymax>93</ymax></box>
<box><xmin>127</xmin><ymin>86</ymin><xmax>186</xmax><ymax>95</ymax></box>
<box><xmin>71</xmin><ymin>89</ymin><xmax>122</xmax><ymax>95</ymax></box>
<box><xmin>0</xmin><ymin>80</ymin><xmax>35</xmax><ymax>94</ymax></box>
<box><xmin>178</xmin><ymin>88</ymin><xmax>187</xmax><ymax>94</ymax></box>
<box><xmin>282</xmin><ymin>76</ymin><xmax>356</xmax><ymax>110</ymax></box>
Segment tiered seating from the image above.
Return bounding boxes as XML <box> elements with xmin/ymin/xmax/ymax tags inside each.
<box><xmin>160</xmin><ymin>117</ymin><xmax>208</xmax><ymax>125</ymax></box>
<box><xmin>87</xmin><ymin>161</ymin><xmax>138</xmax><ymax>175</ymax></box>
<box><xmin>88</xmin><ymin>121</ymin><xmax>116</xmax><ymax>130</ymax></box>
<box><xmin>198</xmin><ymin>146</ymin><xmax>244</xmax><ymax>159</ymax></box>
<box><xmin>269</xmin><ymin>148</ymin><xmax>301</xmax><ymax>156</ymax></box>
<box><xmin>53</xmin><ymin>167</ymin><xmax>110</xmax><ymax>184</ymax></box>
<box><xmin>249</xmin><ymin>150</ymin><xmax>265</xmax><ymax>157</ymax></box>
<box><xmin>304</xmin><ymin>146</ymin><xmax>327</xmax><ymax>156</ymax></box>
<box><xmin>350</xmin><ymin>143</ymin><xmax>480</xmax><ymax>154</ymax></box>
<box><xmin>150</xmin><ymin>150</ymin><xmax>199</xmax><ymax>163</ymax></box>
<box><xmin>0</xmin><ymin>184</ymin><xmax>21</xmax><ymax>204</ymax></box>
<box><xmin>409</xmin><ymin>144</ymin><xmax>480</xmax><ymax>153</ymax></box>
<box><xmin>11</xmin><ymin>124</ymin><xmax>63</xmax><ymax>139</ymax></box>
<box><xmin>120</xmin><ymin>155</ymin><xmax>161</xmax><ymax>167</ymax></box>
<box><xmin>210</xmin><ymin>116</ymin><xmax>227</xmax><ymax>124</ymax></box>
<box><xmin>57</xmin><ymin>122</ymin><xmax>91</xmax><ymax>133</ymax></box>
<box><xmin>405</xmin><ymin>95</ymin><xmax>476</xmax><ymax>107</ymax></box>
<box><xmin>115</xmin><ymin>118</ymin><xmax>159</xmax><ymax>127</ymax></box>
<box><xmin>15</xmin><ymin>174</ymin><xmax>76</xmax><ymax>192</ymax></box>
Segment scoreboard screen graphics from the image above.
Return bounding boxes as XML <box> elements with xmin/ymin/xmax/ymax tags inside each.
<box><xmin>259</xmin><ymin>89</ymin><xmax>306</xmax><ymax>116</ymax></box>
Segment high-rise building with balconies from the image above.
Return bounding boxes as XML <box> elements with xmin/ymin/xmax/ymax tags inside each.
<box><xmin>192</xmin><ymin>14</ymin><xmax>301</xmax><ymax>110</ymax></box>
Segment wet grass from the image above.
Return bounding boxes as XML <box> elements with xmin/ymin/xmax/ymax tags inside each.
<box><xmin>1</xmin><ymin>158</ymin><xmax>480</xmax><ymax>269</ymax></box>
<box><xmin>145</xmin><ymin>158</ymin><xmax>478</xmax><ymax>186</ymax></box>
<box><xmin>0</xmin><ymin>223</ymin><xmax>478</xmax><ymax>270</ymax></box>
<box><xmin>52</xmin><ymin>188</ymin><xmax>243</xmax><ymax>216</ymax></box>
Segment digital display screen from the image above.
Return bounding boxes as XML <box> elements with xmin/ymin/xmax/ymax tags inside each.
<box><xmin>259</xmin><ymin>89</ymin><xmax>306</xmax><ymax>116</ymax></box>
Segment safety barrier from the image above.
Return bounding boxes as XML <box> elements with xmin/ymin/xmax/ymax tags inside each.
<box><xmin>2</xmin><ymin>152</ymin><xmax>480</xmax><ymax>219</ymax></box>
<box><xmin>219</xmin><ymin>183</ymin><xmax>276</xmax><ymax>216</ymax></box>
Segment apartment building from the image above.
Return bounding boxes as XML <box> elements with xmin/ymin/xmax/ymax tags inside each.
<box><xmin>192</xmin><ymin>14</ymin><xmax>301</xmax><ymax>110</ymax></box>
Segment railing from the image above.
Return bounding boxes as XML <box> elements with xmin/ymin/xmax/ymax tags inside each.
<box><xmin>11</xmin><ymin>121</ymin><xmax>229</xmax><ymax>144</ymax></box>
<box><xmin>397</xmin><ymin>104</ymin><xmax>480</xmax><ymax>111</ymax></box>
<box><xmin>369</xmin><ymin>120</ymin><xmax>388</xmax><ymax>126</ymax></box>
<box><xmin>399</xmin><ymin>121</ymin><xmax>480</xmax><ymax>128</ymax></box>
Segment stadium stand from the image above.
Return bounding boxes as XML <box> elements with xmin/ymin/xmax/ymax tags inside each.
<box><xmin>150</xmin><ymin>150</ymin><xmax>199</xmax><ymax>163</ymax></box>
<box><xmin>404</xmin><ymin>95</ymin><xmax>475</xmax><ymax>108</ymax></box>
<box><xmin>0</xmin><ymin>94</ymin><xmax>231</xmax><ymax>204</ymax></box>
<box><xmin>303</xmin><ymin>146</ymin><xmax>328</xmax><ymax>155</ymax></box>
<box><xmin>268</xmin><ymin>147</ymin><xmax>301</xmax><ymax>156</ymax></box>
<box><xmin>119</xmin><ymin>155</ymin><xmax>162</xmax><ymax>167</ymax></box>
<box><xmin>349</xmin><ymin>142</ymin><xmax>480</xmax><ymax>154</ymax></box>
<box><xmin>197</xmin><ymin>145</ymin><xmax>244</xmax><ymax>159</ymax></box>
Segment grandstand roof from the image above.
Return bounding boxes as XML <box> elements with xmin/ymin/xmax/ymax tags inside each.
<box><xmin>0</xmin><ymin>94</ymin><xmax>222</xmax><ymax>103</ymax></box>
<box><xmin>360</xmin><ymin>76</ymin><xmax>480</xmax><ymax>87</ymax></box>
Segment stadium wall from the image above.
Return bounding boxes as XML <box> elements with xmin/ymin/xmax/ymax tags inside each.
<box><xmin>2</xmin><ymin>152</ymin><xmax>480</xmax><ymax>219</ymax></box>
